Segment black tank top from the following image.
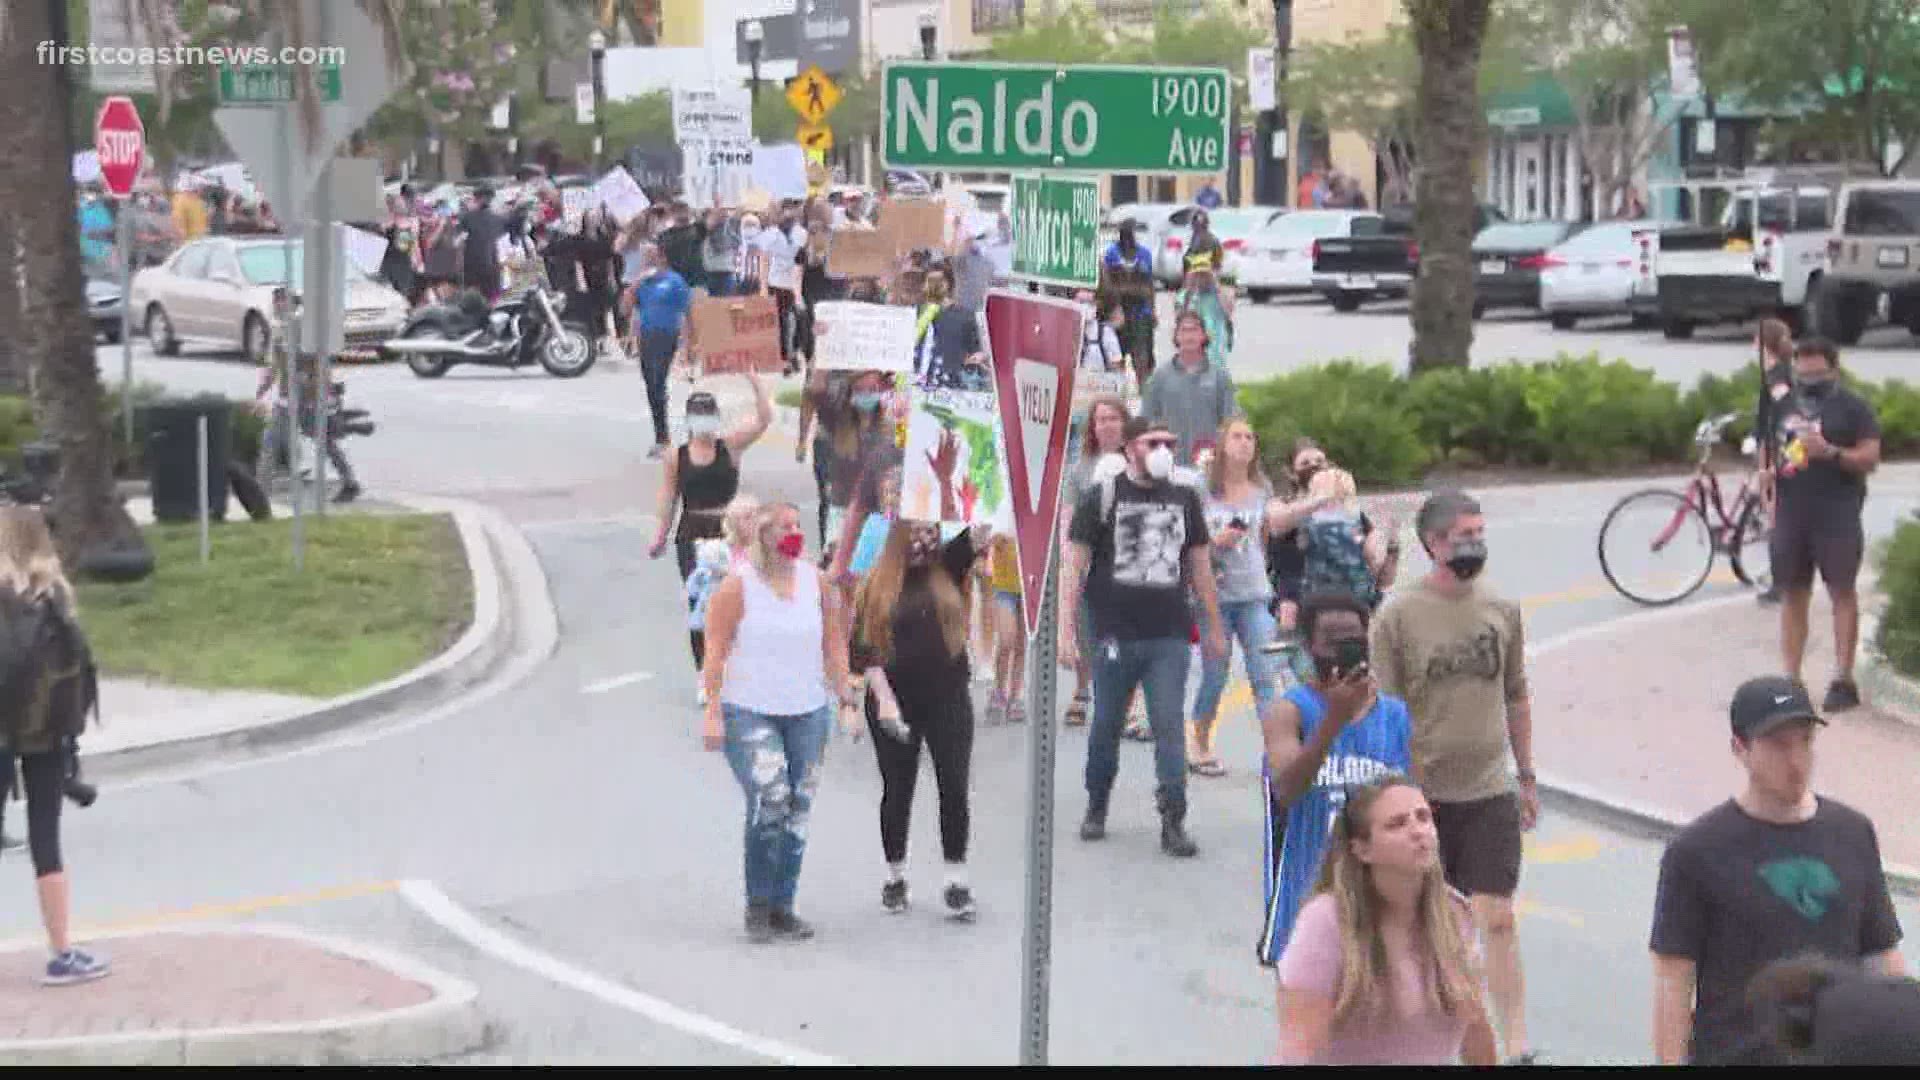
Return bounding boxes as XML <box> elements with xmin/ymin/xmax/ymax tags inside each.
<box><xmin>675</xmin><ymin>440</ymin><xmax>739</xmax><ymax>542</ymax></box>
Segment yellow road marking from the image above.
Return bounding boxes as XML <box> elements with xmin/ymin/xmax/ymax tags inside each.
<box><xmin>0</xmin><ymin>880</ymin><xmax>400</xmax><ymax>949</ymax></box>
<box><xmin>1523</xmin><ymin>834</ymin><xmax>1605</xmax><ymax>864</ymax></box>
<box><xmin>1514</xmin><ymin>897</ymin><xmax>1588</xmax><ymax>928</ymax></box>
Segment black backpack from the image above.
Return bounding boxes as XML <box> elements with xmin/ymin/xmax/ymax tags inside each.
<box><xmin>0</xmin><ymin>591</ymin><xmax>96</xmax><ymax>753</ymax></box>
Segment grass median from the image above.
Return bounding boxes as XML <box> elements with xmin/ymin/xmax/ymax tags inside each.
<box><xmin>76</xmin><ymin>514</ymin><xmax>473</xmax><ymax>698</ymax></box>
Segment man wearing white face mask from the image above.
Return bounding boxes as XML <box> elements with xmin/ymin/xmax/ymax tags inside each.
<box><xmin>1062</xmin><ymin>417</ymin><xmax>1228</xmax><ymax>857</ymax></box>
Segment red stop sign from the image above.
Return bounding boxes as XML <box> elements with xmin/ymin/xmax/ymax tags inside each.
<box><xmin>94</xmin><ymin>96</ymin><xmax>146</xmax><ymax>199</ymax></box>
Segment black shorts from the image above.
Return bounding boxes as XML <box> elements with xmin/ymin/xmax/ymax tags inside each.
<box><xmin>1769</xmin><ymin>513</ymin><xmax>1864</xmax><ymax>592</ymax></box>
<box><xmin>1432</xmin><ymin>792</ymin><xmax>1523</xmax><ymax>898</ymax></box>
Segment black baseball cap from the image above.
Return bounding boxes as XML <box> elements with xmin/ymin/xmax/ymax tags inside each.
<box><xmin>685</xmin><ymin>391</ymin><xmax>719</xmax><ymax>416</ymax></box>
<box><xmin>1806</xmin><ymin>970</ymin><xmax>1920</xmax><ymax>1064</ymax></box>
<box><xmin>1121</xmin><ymin>417</ymin><xmax>1173</xmax><ymax>444</ymax></box>
<box><xmin>1730</xmin><ymin>675</ymin><xmax>1827</xmax><ymax>740</ymax></box>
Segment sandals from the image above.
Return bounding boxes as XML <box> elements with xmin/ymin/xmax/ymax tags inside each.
<box><xmin>1188</xmin><ymin>757</ymin><xmax>1228</xmax><ymax>778</ymax></box>
<box><xmin>1064</xmin><ymin>693</ymin><xmax>1090</xmax><ymax>727</ymax></box>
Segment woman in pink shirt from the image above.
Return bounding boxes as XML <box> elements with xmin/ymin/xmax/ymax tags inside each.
<box><xmin>1277</xmin><ymin>777</ymin><xmax>1498</xmax><ymax>1065</ymax></box>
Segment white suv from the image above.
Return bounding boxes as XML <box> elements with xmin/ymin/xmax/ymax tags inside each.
<box><xmin>1814</xmin><ymin>181</ymin><xmax>1920</xmax><ymax>344</ymax></box>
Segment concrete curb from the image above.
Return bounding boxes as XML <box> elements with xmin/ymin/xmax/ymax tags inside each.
<box><xmin>83</xmin><ymin>493</ymin><xmax>533</xmax><ymax>781</ymax></box>
<box><xmin>1527</xmin><ymin>587</ymin><xmax>1920</xmax><ymax>899</ymax></box>
<box><xmin>0</xmin><ymin>922</ymin><xmax>487</xmax><ymax>1066</ymax></box>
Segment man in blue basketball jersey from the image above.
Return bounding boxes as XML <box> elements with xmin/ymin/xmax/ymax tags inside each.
<box><xmin>1256</xmin><ymin>591</ymin><xmax>1414</xmax><ymax>967</ymax></box>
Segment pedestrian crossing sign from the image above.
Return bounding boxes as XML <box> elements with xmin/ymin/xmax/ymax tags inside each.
<box><xmin>787</xmin><ymin>65</ymin><xmax>842</xmax><ymax>123</ymax></box>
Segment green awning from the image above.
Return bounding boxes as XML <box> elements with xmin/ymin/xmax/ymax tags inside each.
<box><xmin>1485</xmin><ymin>76</ymin><xmax>1578</xmax><ymax>129</ymax></box>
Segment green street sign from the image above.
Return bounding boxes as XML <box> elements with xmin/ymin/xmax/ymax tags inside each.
<box><xmin>882</xmin><ymin>61</ymin><xmax>1230</xmax><ymax>173</ymax></box>
<box><xmin>1011</xmin><ymin>176</ymin><xmax>1101</xmax><ymax>289</ymax></box>
<box><xmin>217</xmin><ymin>63</ymin><xmax>343</xmax><ymax>106</ymax></box>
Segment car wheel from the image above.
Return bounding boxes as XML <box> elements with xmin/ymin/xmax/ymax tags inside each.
<box><xmin>1549</xmin><ymin>312</ymin><xmax>1579</xmax><ymax>331</ymax></box>
<box><xmin>146</xmin><ymin>304</ymin><xmax>181</xmax><ymax>356</ymax></box>
<box><xmin>1246</xmin><ymin>289</ymin><xmax>1271</xmax><ymax>304</ymax></box>
<box><xmin>1661</xmin><ymin>318</ymin><xmax>1695</xmax><ymax>340</ymax></box>
<box><xmin>1471</xmin><ymin>300</ymin><xmax>1487</xmax><ymax>320</ymax></box>
<box><xmin>1331</xmin><ymin>293</ymin><xmax>1362</xmax><ymax>313</ymax></box>
<box><xmin>243</xmin><ymin>313</ymin><xmax>270</xmax><ymax>366</ymax></box>
<box><xmin>101</xmin><ymin>323</ymin><xmax>123</xmax><ymax>345</ymax></box>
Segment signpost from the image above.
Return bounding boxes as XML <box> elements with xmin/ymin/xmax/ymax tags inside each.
<box><xmin>216</xmin><ymin>62</ymin><xmax>344</xmax><ymax>105</ymax></box>
<box><xmin>787</xmin><ymin>65</ymin><xmax>843</xmax><ymax>125</ymax></box>
<box><xmin>881</xmin><ymin>61</ymin><xmax>1232</xmax><ymax>173</ymax></box>
<box><xmin>1010</xmin><ymin>175</ymin><xmax>1100</xmax><ymax>289</ymax></box>
<box><xmin>984</xmin><ymin>289</ymin><xmax>1084</xmax><ymax>1067</ymax></box>
<box><xmin>95</xmin><ymin>96</ymin><xmax>144</xmax><ymax>450</ymax></box>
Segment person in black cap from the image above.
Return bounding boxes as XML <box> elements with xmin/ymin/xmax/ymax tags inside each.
<box><xmin>1649</xmin><ymin>674</ymin><xmax>1905</xmax><ymax>1066</ymax></box>
<box><xmin>647</xmin><ymin>373</ymin><xmax>773</xmax><ymax>698</ymax></box>
<box><xmin>1737</xmin><ymin>952</ymin><xmax>1920</xmax><ymax>1064</ymax></box>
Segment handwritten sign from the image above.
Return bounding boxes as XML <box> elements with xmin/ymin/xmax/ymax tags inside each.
<box><xmin>691</xmin><ymin>294</ymin><xmax>783</xmax><ymax>374</ymax></box>
<box><xmin>881</xmin><ymin>199</ymin><xmax>947</xmax><ymax>255</ymax></box>
<box><xmin>561</xmin><ymin>186</ymin><xmax>596</xmax><ymax>226</ymax></box>
<box><xmin>1072</xmin><ymin>369</ymin><xmax>1137</xmax><ymax>413</ymax></box>
<box><xmin>592</xmin><ymin>166</ymin><xmax>650</xmax><ymax>224</ymax></box>
<box><xmin>813</xmin><ymin>301</ymin><xmax>918</xmax><ymax>373</ymax></box>
<box><xmin>828</xmin><ymin>226</ymin><xmax>893</xmax><ymax>279</ymax></box>
<box><xmin>342</xmin><ymin>226</ymin><xmax>389</xmax><ymax>277</ymax></box>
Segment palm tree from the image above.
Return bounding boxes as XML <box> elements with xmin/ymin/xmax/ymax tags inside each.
<box><xmin>1405</xmin><ymin>0</ymin><xmax>1493</xmax><ymax>375</ymax></box>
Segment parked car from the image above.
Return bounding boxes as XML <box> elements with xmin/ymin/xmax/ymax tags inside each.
<box><xmin>1312</xmin><ymin>203</ymin><xmax>1507</xmax><ymax>311</ymax></box>
<box><xmin>1235</xmin><ymin>210</ymin><xmax>1384</xmax><ymax>302</ymax></box>
<box><xmin>131</xmin><ymin>235</ymin><xmax>410</xmax><ymax>364</ymax></box>
<box><xmin>1470</xmin><ymin>220</ymin><xmax>1588</xmax><ymax>317</ymax></box>
<box><xmin>1649</xmin><ymin>184</ymin><xmax>1834</xmax><ymax>339</ymax></box>
<box><xmin>83</xmin><ymin>256</ymin><xmax>126</xmax><ymax>344</ymax></box>
<box><xmin>1813</xmin><ymin>179</ymin><xmax>1920</xmax><ymax>344</ymax></box>
<box><xmin>1539</xmin><ymin>221</ymin><xmax>1675</xmax><ymax>329</ymax></box>
<box><xmin>1209</xmin><ymin>206</ymin><xmax>1289</xmax><ymax>282</ymax></box>
<box><xmin>1100</xmin><ymin>202</ymin><xmax>1189</xmax><ymax>282</ymax></box>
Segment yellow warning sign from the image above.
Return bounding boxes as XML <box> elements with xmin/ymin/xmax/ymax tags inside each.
<box><xmin>797</xmin><ymin>122</ymin><xmax>834</xmax><ymax>154</ymax></box>
<box><xmin>786</xmin><ymin>65</ymin><xmax>842</xmax><ymax>124</ymax></box>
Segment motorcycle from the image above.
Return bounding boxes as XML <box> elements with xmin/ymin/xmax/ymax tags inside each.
<box><xmin>380</xmin><ymin>281</ymin><xmax>595</xmax><ymax>379</ymax></box>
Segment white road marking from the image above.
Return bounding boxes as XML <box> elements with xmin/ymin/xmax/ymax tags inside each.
<box><xmin>397</xmin><ymin>880</ymin><xmax>844</xmax><ymax>1067</ymax></box>
<box><xmin>581</xmin><ymin>671</ymin><xmax>655</xmax><ymax>695</ymax></box>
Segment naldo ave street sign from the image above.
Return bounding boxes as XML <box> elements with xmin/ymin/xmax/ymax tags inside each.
<box><xmin>882</xmin><ymin>61</ymin><xmax>1230</xmax><ymax>173</ymax></box>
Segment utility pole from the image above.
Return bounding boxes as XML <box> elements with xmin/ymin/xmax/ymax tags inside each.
<box><xmin>1261</xmin><ymin>0</ymin><xmax>1293</xmax><ymax>206</ymax></box>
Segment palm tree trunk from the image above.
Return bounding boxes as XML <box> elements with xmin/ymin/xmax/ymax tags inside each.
<box><xmin>1406</xmin><ymin>0</ymin><xmax>1491</xmax><ymax>376</ymax></box>
<box><xmin>11</xmin><ymin>0</ymin><xmax>151</xmax><ymax>578</ymax></box>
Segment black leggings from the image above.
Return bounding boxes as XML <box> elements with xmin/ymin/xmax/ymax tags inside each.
<box><xmin>2</xmin><ymin>752</ymin><xmax>64</xmax><ymax>877</ymax></box>
<box><xmin>675</xmin><ymin>538</ymin><xmax>705</xmax><ymax>671</ymax></box>
<box><xmin>771</xmin><ymin>287</ymin><xmax>798</xmax><ymax>368</ymax></box>
<box><xmin>868</xmin><ymin>687</ymin><xmax>975</xmax><ymax>865</ymax></box>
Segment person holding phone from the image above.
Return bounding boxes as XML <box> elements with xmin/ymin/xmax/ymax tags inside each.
<box><xmin>1256</xmin><ymin>591</ymin><xmax>1413</xmax><ymax>971</ymax></box>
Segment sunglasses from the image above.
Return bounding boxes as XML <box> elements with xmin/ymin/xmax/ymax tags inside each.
<box><xmin>1140</xmin><ymin>437</ymin><xmax>1178</xmax><ymax>450</ymax></box>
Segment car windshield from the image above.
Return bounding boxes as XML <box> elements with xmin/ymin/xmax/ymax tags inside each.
<box><xmin>1257</xmin><ymin>213</ymin><xmax>1358</xmax><ymax>241</ymax></box>
<box><xmin>1553</xmin><ymin>224</ymin><xmax>1635</xmax><ymax>255</ymax></box>
<box><xmin>236</xmin><ymin>245</ymin><xmax>372</xmax><ymax>288</ymax></box>
<box><xmin>1475</xmin><ymin>222</ymin><xmax>1568</xmax><ymax>249</ymax></box>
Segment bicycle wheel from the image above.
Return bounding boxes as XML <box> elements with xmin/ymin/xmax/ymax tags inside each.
<box><xmin>1727</xmin><ymin>495</ymin><xmax>1773</xmax><ymax>588</ymax></box>
<box><xmin>1598</xmin><ymin>489</ymin><xmax>1716</xmax><ymax>605</ymax></box>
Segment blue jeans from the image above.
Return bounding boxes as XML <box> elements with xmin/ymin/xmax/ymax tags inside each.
<box><xmin>1191</xmin><ymin>599</ymin><xmax>1278</xmax><ymax>730</ymax></box>
<box><xmin>637</xmin><ymin>329</ymin><xmax>677</xmax><ymax>447</ymax></box>
<box><xmin>1087</xmin><ymin>636</ymin><xmax>1191</xmax><ymax>813</ymax></box>
<box><xmin>721</xmin><ymin>703</ymin><xmax>832</xmax><ymax>909</ymax></box>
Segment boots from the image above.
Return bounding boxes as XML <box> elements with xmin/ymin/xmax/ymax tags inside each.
<box><xmin>1079</xmin><ymin>795</ymin><xmax>1109</xmax><ymax>841</ymax></box>
<box><xmin>744</xmin><ymin>901</ymin><xmax>776</xmax><ymax>945</ymax></box>
<box><xmin>1158</xmin><ymin>795</ymin><xmax>1199</xmax><ymax>858</ymax></box>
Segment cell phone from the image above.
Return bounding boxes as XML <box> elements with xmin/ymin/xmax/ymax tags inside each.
<box><xmin>1229</xmin><ymin>516</ymin><xmax>1249</xmax><ymax>531</ymax></box>
<box><xmin>1331</xmin><ymin>638</ymin><xmax>1369</xmax><ymax>678</ymax></box>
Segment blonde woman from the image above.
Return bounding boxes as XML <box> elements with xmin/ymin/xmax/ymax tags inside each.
<box><xmin>701</xmin><ymin>502</ymin><xmax>856</xmax><ymax>944</ymax></box>
<box><xmin>1188</xmin><ymin>418</ymin><xmax>1278</xmax><ymax>776</ymax></box>
<box><xmin>1277</xmin><ymin>777</ymin><xmax>1496</xmax><ymax>1065</ymax></box>
<box><xmin>1300</xmin><ymin>467</ymin><xmax>1400</xmax><ymax>611</ymax></box>
<box><xmin>0</xmin><ymin>508</ymin><xmax>109</xmax><ymax>985</ymax></box>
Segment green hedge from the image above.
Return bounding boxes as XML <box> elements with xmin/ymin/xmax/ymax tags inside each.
<box><xmin>1239</xmin><ymin>354</ymin><xmax>1920</xmax><ymax>487</ymax></box>
<box><xmin>1876</xmin><ymin>520</ymin><xmax>1920</xmax><ymax>678</ymax></box>
<box><xmin>0</xmin><ymin>384</ymin><xmax>266</xmax><ymax>481</ymax></box>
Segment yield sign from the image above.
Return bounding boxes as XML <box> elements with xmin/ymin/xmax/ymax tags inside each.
<box><xmin>985</xmin><ymin>289</ymin><xmax>1084</xmax><ymax>638</ymax></box>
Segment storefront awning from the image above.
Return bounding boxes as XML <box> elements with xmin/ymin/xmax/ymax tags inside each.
<box><xmin>1485</xmin><ymin>76</ymin><xmax>1577</xmax><ymax>129</ymax></box>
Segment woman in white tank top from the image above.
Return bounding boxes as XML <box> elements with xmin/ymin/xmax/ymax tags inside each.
<box><xmin>701</xmin><ymin>502</ymin><xmax>855</xmax><ymax>944</ymax></box>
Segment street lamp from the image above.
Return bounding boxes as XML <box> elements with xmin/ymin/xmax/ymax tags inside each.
<box><xmin>917</xmin><ymin>10</ymin><xmax>937</xmax><ymax>61</ymax></box>
<box><xmin>745</xmin><ymin>19</ymin><xmax>764</xmax><ymax>104</ymax></box>
<box><xmin>588</xmin><ymin>29</ymin><xmax>608</xmax><ymax>172</ymax></box>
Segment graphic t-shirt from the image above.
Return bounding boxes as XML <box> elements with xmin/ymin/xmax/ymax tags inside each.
<box><xmin>1772</xmin><ymin>383</ymin><xmax>1879</xmax><ymax>520</ymax></box>
<box><xmin>1370</xmin><ymin>579</ymin><xmax>1528</xmax><ymax>804</ymax></box>
<box><xmin>1068</xmin><ymin>473</ymin><xmax>1209</xmax><ymax>641</ymax></box>
<box><xmin>1259</xmin><ymin>684</ymin><xmax>1413</xmax><ymax>965</ymax></box>
<box><xmin>1649</xmin><ymin>797</ymin><xmax>1903</xmax><ymax>1065</ymax></box>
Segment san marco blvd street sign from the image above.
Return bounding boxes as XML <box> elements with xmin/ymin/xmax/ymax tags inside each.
<box><xmin>1011</xmin><ymin>175</ymin><xmax>1100</xmax><ymax>288</ymax></box>
<box><xmin>881</xmin><ymin>61</ymin><xmax>1231</xmax><ymax>173</ymax></box>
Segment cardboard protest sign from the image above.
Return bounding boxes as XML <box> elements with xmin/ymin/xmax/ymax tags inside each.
<box><xmin>880</xmin><ymin>199</ymin><xmax>947</xmax><ymax>255</ymax></box>
<box><xmin>813</xmin><ymin>301</ymin><xmax>917</xmax><ymax>373</ymax></box>
<box><xmin>691</xmin><ymin>294</ymin><xmax>783</xmax><ymax>374</ymax></box>
<box><xmin>900</xmin><ymin>389</ymin><xmax>1008</xmax><ymax>527</ymax></box>
<box><xmin>828</xmin><ymin>227</ymin><xmax>892</xmax><ymax>279</ymax></box>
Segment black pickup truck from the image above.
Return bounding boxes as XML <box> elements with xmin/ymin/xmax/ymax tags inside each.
<box><xmin>1312</xmin><ymin>204</ymin><xmax>1508</xmax><ymax>312</ymax></box>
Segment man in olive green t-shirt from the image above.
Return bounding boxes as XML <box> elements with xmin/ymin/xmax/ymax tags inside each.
<box><xmin>1370</xmin><ymin>490</ymin><xmax>1538</xmax><ymax>1064</ymax></box>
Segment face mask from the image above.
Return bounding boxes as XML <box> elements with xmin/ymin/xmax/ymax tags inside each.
<box><xmin>1312</xmin><ymin>637</ymin><xmax>1370</xmax><ymax>683</ymax></box>
<box><xmin>1797</xmin><ymin>374</ymin><xmax>1835</xmax><ymax>400</ymax></box>
<box><xmin>1144</xmin><ymin>446</ymin><xmax>1175</xmax><ymax>481</ymax></box>
<box><xmin>686</xmin><ymin>414</ymin><xmax>720</xmax><ymax>437</ymax></box>
<box><xmin>775</xmin><ymin>532</ymin><xmax>806</xmax><ymax>560</ymax></box>
<box><xmin>741</xmin><ymin>225</ymin><xmax>762</xmax><ymax>242</ymax></box>
<box><xmin>1445</xmin><ymin>537</ymin><xmax>1489</xmax><ymax>581</ymax></box>
<box><xmin>907</xmin><ymin>531</ymin><xmax>940</xmax><ymax>566</ymax></box>
<box><xmin>852</xmin><ymin>391</ymin><xmax>885</xmax><ymax>413</ymax></box>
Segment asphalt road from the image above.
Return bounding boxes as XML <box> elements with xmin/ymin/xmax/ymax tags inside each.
<box><xmin>0</xmin><ymin>311</ymin><xmax>1913</xmax><ymax>1064</ymax></box>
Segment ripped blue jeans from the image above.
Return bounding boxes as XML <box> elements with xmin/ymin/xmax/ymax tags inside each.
<box><xmin>721</xmin><ymin>703</ymin><xmax>833</xmax><ymax>909</ymax></box>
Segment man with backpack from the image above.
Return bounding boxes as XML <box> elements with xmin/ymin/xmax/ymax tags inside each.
<box><xmin>1061</xmin><ymin>417</ymin><xmax>1228</xmax><ymax>858</ymax></box>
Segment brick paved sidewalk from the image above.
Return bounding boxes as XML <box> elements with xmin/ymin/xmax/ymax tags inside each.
<box><xmin>0</xmin><ymin>925</ymin><xmax>482</xmax><ymax>1065</ymax></box>
<box><xmin>1533</xmin><ymin>589</ymin><xmax>1920</xmax><ymax>873</ymax></box>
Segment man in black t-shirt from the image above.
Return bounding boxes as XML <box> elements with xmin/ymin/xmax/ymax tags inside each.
<box><xmin>1650</xmin><ymin>675</ymin><xmax>1905</xmax><ymax>1066</ymax></box>
<box><xmin>1766</xmin><ymin>338</ymin><xmax>1882</xmax><ymax>711</ymax></box>
<box><xmin>457</xmin><ymin>187</ymin><xmax>506</xmax><ymax>300</ymax></box>
<box><xmin>1060</xmin><ymin>417</ymin><xmax>1227</xmax><ymax>858</ymax></box>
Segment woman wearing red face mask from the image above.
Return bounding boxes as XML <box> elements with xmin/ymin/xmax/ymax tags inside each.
<box><xmin>701</xmin><ymin>502</ymin><xmax>858</xmax><ymax>944</ymax></box>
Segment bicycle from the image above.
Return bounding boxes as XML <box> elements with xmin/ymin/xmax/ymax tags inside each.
<box><xmin>1597</xmin><ymin>412</ymin><xmax>1772</xmax><ymax>606</ymax></box>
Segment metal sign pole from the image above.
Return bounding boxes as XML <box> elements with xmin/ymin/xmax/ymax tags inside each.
<box><xmin>196</xmin><ymin>414</ymin><xmax>210</xmax><ymax>564</ymax></box>
<box><xmin>277</xmin><ymin>95</ymin><xmax>304</xmax><ymax>572</ymax></box>
<box><xmin>312</xmin><ymin>0</ymin><xmax>336</xmax><ymax>518</ymax></box>
<box><xmin>118</xmin><ymin>210</ymin><xmax>134</xmax><ymax>449</ymax></box>
<box><xmin>1020</xmin><ymin>545</ymin><xmax>1060</xmax><ymax>1066</ymax></box>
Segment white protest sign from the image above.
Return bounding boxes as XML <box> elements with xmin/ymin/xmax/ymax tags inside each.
<box><xmin>682</xmin><ymin>139</ymin><xmax>755</xmax><ymax>208</ymax></box>
<box><xmin>812</xmin><ymin>301</ymin><xmax>918</xmax><ymax>372</ymax></box>
<box><xmin>342</xmin><ymin>226</ymin><xmax>389</xmax><ymax>276</ymax></box>
<box><xmin>672</xmin><ymin>86</ymin><xmax>752</xmax><ymax>142</ymax></box>
<box><xmin>72</xmin><ymin>151</ymin><xmax>101</xmax><ymax>185</ymax></box>
<box><xmin>592</xmin><ymin>166</ymin><xmax>650</xmax><ymax>224</ymax></box>
<box><xmin>561</xmin><ymin>186</ymin><xmax>597</xmax><ymax>225</ymax></box>
<box><xmin>753</xmin><ymin>143</ymin><xmax>809</xmax><ymax>201</ymax></box>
